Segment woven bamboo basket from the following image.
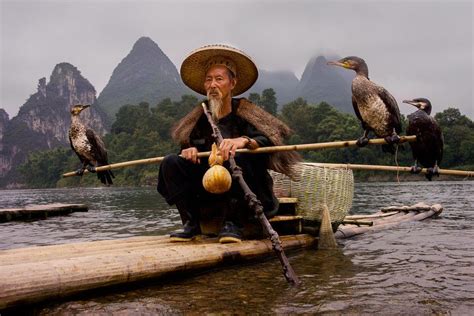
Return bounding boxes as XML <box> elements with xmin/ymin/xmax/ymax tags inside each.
<box><xmin>271</xmin><ymin>162</ymin><xmax>354</xmax><ymax>223</ymax></box>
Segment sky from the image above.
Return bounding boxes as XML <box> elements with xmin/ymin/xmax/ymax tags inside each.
<box><xmin>1</xmin><ymin>0</ymin><xmax>473</xmax><ymax>119</ymax></box>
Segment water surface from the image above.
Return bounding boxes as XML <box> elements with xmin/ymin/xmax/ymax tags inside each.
<box><xmin>1</xmin><ymin>181</ymin><xmax>473</xmax><ymax>314</ymax></box>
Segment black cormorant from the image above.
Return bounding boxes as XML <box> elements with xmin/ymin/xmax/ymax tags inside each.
<box><xmin>69</xmin><ymin>104</ymin><xmax>114</xmax><ymax>185</ymax></box>
<box><xmin>403</xmin><ymin>98</ymin><xmax>444</xmax><ymax>181</ymax></box>
<box><xmin>327</xmin><ymin>56</ymin><xmax>402</xmax><ymax>153</ymax></box>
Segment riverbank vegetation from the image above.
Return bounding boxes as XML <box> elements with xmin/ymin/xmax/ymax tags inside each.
<box><xmin>19</xmin><ymin>90</ymin><xmax>474</xmax><ymax>188</ymax></box>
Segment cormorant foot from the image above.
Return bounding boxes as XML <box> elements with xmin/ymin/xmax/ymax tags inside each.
<box><xmin>356</xmin><ymin>137</ymin><xmax>369</xmax><ymax>147</ymax></box>
<box><xmin>86</xmin><ymin>165</ymin><xmax>97</xmax><ymax>173</ymax></box>
<box><xmin>410</xmin><ymin>165</ymin><xmax>422</xmax><ymax>174</ymax></box>
<box><xmin>433</xmin><ymin>165</ymin><xmax>440</xmax><ymax>177</ymax></box>
<box><xmin>391</xmin><ymin>134</ymin><xmax>401</xmax><ymax>144</ymax></box>
<box><xmin>384</xmin><ymin>135</ymin><xmax>400</xmax><ymax>144</ymax></box>
<box><xmin>75</xmin><ymin>168</ymin><xmax>85</xmax><ymax>176</ymax></box>
<box><xmin>426</xmin><ymin>166</ymin><xmax>440</xmax><ymax>180</ymax></box>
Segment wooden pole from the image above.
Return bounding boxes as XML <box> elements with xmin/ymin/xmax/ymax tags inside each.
<box><xmin>200</xmin><ymin>103</ymin><xmax>300</xmax><ymax>286</ymax></box>
<box><xmin>62</xmin><ymin>136</ymin><xmax>417</xmax><ymax>177</ymax></box>
<box><xmin>308</xmin><ymin>163</ymin><xmax>474</xmax><ymax>177</ymax></box>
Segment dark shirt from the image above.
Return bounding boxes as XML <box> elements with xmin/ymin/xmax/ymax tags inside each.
<box><xmin>186</xmin><ymin>99</ymin><xmax>278</xmax><ymax>217</ymax></box>
<box><xmin>186</xmin><ymin>99</ymin><xmax>273</xmax><ymax>152</ymax></box>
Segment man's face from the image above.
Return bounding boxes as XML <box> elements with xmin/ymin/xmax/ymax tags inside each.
<box><xmin>204</xmin><ymin>65</ymin><xmax>236</xmax><ymax>101</ymax></box>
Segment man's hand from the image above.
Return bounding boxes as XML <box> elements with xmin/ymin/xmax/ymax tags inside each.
<box><xmin>219</xmin><ymin>137</ymin><xmax>249</xmax><ymax>161</ymax></box>
<box><xmin>181</xmin><ymin>147</ymin><xmax>200</xmax><ymax>164</ymax></box>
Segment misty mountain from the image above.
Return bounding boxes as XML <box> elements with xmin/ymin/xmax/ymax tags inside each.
<box><xmin>0</xmin><ymin>63</ymin><xmax>107</xmax><ymax>187</ymax></box>
<box><xmin>96</xmin><ymin>37</ymin><xmax>189</xmax><ymax>120</ymax></box>
<box><xmin>245</xmin><ymin>69</ymin><xmax>299</xmax><ymax>106</ymax></box>
<box><xmin>297</xmin><ymin>55</ymin><xmax>354</xmax><ymax>113</ymax></box>
<box><xmin>245</xmin><ymin>56</ymin><xmax>354</xmax><ymax>113</ymax></box>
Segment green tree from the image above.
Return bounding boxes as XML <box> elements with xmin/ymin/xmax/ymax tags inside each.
<box><xmin>248</xmin><ymin>93</ymin><xmax>261</xmax><ymax>105</ymax></box>
<box><xmin>18</xmin><ymin>147</ymin><xmax>74</xmax><ymax>188</ymax></box>
<box><xmin>260</xmin><ymin>88</ymin><xmax>278</xmax><ymax>115</ymax></box>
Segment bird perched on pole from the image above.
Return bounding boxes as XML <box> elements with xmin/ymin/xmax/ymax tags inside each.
<box><xmin>327</xmin><ymin>56</ymin><xmax>402</xmax><ymax>153</ymax></box>
<box><xmin>69</xmin><ymin>104</ymin><xmax>114</xmax><ymax>185</ymax></box>
<box><xmin>403</xmin><ymin>98</ymin><xmax>444</xmax><ymax>181</ymax></box>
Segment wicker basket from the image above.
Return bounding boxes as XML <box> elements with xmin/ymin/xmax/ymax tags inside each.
<box><xmin>271</xmin><ymin>163</ymin><xmax>354</xmax><ymax>223</ymax></box>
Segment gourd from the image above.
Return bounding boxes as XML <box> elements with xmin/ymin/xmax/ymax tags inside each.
<box><xmin>202</xmin><ymin>143</ymin><xmax>232</xmax><ymax>194</ymax></box>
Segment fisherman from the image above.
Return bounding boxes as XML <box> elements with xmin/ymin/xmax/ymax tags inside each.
<box><xmin>157</xmin><ymin>44</ymin><xmax>299</xmax><ymax>243</ymax></box>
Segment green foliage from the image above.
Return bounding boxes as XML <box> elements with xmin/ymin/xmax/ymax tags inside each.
<box><xmin>17</xmin><ymin>94</ymin><xmax>474</xmax><ymax>188</ymax></box>
<box><xmin>250</xmin><ymin>89</ymin><xmax>278</xmax><ymax>115</ymax></box>
<box><xmin>260</xmin><ymin>89</ymin><xmax>278</xmax><ymax>115</ymax></box>
<box><xmin>248</xmin><ymin>93</ymin><xmax>260</xmax><ymax>105</ymax></box>
<box><xmin>18</xmin><ymin>147</ymin><xmax>75</xmax><ymax>188</ymax></box>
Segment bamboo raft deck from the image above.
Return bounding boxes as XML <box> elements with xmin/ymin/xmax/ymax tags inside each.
<box><xmin>0</xmin><ymin>234</ymin><xmax>316</xmax><ymax>310</ymax></box>
<box><xmin>0</xmin><ymin>203</ymin><xmax>88</xmax><ymax>223</ymax></box>
<box><xmin>0</xmin><ymin>202</ymin><xmax>442</xmax><ymax>310</ymax></box>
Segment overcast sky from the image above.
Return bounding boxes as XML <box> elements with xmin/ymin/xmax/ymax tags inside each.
<box><xmin>1</xmin><ymin>0</ymin><xmax>473</xmax><ymax>119</ymax></box>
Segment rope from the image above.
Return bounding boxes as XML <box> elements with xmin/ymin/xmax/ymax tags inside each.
<box><xmin>394</xmin><ymin>144</ymin><xmax>400</xmax><ymax>184</ymax></box>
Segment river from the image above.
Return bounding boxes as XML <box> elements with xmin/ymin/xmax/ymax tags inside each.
<box><xmin>1</xmin><ymin>181</ymin><xmax>473</xmax><ymax>314</ymax></box>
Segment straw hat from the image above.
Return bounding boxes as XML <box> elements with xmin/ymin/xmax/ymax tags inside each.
<box><xmin>180</xmin><ymin>44</ymin><xmax>258</xmax><ymax>96</ymax></box>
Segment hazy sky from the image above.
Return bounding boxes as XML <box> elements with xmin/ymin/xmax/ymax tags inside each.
<box><xmin>1</xmin><ymin>0</ymin><xmax>473</xmax><ymax>119</ymax></box>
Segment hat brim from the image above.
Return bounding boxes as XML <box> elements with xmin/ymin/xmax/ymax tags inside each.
<box><xmin>180</xmin><ymin>45</ymin><xmax>258</xmax><ymax>96</ymax></box>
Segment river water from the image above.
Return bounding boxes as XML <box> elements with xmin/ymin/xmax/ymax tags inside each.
<box><xmin>1</xmin><ymin>181</ymin><xmax>473</xmax><ymax>314</ymax></box>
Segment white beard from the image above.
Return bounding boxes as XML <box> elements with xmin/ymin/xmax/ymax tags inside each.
<box><xmin>208</xmin><ymin>94</ymin><xmax>224</xmax><ymax>121</ymax></box>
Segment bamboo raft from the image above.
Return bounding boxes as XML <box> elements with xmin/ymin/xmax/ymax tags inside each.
<box><xmin>336</xmin><ymin>203</ymin><xmax>443</xmax><ymax>238</ymax></box>
<box><xmin>0</xmin><ymin>202</ymin><xmax>442</xmax><ymax>310</ymax></box>
<box><xmin>0</xmin><ymin>164</ymin><xmax>444</xmax><ymax>310</ymax></box>
<box><xmin>0</xmin><ymin>203</ymin><xmax>88</xmax><ymax>223</ymax></box>
<box><xmin>0</xmin><ymin>235</ymin><xmax>316</xmax><ymax>310</ymax></box>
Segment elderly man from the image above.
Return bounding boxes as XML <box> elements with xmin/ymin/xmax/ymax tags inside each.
<box><xmin>157</xmin><ymin>44</ymin><xmax>299</xmax><ymax>243</ymax></box>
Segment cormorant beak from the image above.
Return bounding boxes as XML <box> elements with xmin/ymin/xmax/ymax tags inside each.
<box><xmin>403</xmin><ymin>100</ymin><xmax>421</xmax><ymax>109</ymax></box>
<box><xmin>82</xmin><ymin>104</ymin><xmax>90</xmax><ymax>109</ymax></box>
<box><xmin>327</xmin><ymin>61</ymin><xmax>350</xmax><ymax>69</ymax></box>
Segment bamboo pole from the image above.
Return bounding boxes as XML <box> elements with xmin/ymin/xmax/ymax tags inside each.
<box><xmin>62</xmin><ymin>136</ymin><xmax>417</xmax><ymax>177</ymax></box>
<box><xmin>308</xmin><ymin>162</ymin><xmax>474</xmax><ymax>177</ymax></box>
<box><xmin>200</xmin><ymin>102</ymin><xmax>299</xmax><ymax>285</ymax></box>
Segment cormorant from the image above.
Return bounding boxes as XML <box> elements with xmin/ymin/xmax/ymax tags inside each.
<box><xmin>69</xmin><ymin>104</ymin><xmax>114</xmax><ymax>185</ymax></box>
<box><xmin>403</xmin><ymin>98</ymin><xmax>444</xmax><ymax>181</ymax></box>
<box><xmin>327</xmin><ymin>56</ymin><xmax>402</xmax><ymax>153</ymax></box>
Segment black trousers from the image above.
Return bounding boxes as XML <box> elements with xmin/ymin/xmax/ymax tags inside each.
<box><xmin>157</xmin><ymin>154</ymin><xmax>278</xmax><ymax>227</ymax></box>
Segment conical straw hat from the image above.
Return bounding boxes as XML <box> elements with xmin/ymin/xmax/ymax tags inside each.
<box><xmin>180</xmin><ymin>44</ymin><xmax>258</xmax><ymax>96</ymax></box>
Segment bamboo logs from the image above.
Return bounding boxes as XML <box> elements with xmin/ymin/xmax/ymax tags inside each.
<box><xmin>0</xmin><ymin>235</ymin><xmax>315</xmax><ymax>310</ymax></box>
<box><xmin>0</xmin><ymin>203</ymin><xmax>88</xmax><ymax>223</ymax></box>
<box><xmin>335</xmin><ymin>203</ymin><xmax>443</xmax><ymax>239</ymax></box>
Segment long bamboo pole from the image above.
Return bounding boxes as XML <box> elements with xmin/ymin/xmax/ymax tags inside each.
<box><xmin>200</xmin><ymin>102</ymin><xmax>299</xmax><ymax>285</ymax></box>
<box><xmin>308</xmin><ymin>162</ymin><xmax>474</xmax><ymax>177</ymax></box>
<box><xmin>62</xmin><ymin>136</ymin><xmax>417</xmax><ymax>177</ymax></box>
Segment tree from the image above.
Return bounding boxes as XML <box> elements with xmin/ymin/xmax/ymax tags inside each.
<box><xmin>248</xmin><ymin>93</ymin><xmax>261</xmax><ymax>105</ymax></box>
<box><xmin>18</xmin><ymin>147</ymin><xmax>75</xmax><ymax>188</ymax></box>
<box><xmin>260</xmin><ymin>88</ymin><xmax>278</xmax><ymax>115</ymax></box>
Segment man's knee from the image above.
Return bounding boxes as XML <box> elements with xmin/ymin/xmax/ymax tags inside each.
<box><xmin>161</xmin><ymin>154</ymin><xmax>182</xmax><ymax>170</ymax></box>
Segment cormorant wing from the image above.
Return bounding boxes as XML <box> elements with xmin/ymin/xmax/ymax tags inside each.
<box><xmin>69</xmin><ymin>134</ymin><xmax>86</xmax><ymax>164</ymax></box>
<box><xmin>352</xmin><ymin>96</ymin><xmax>369</xmax><ymax>130</ymax></box>
<box><xmin>377</xmin><ymin>86</ymin><xmax>402</xmax><ymax>133</ymax></box>
<box><xmin>85</xmin><ymin>129</ymin><xmax>109</xmax><ymax>165</ymax></box>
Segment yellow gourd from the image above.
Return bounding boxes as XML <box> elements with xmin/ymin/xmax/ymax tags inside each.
<box><xmin>202</xmin><ymin>143</ymin><xmax>232</xmax><ymax>194</ymax></box>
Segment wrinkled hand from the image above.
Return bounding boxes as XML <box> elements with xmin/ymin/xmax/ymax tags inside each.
<box><xmin>181</xmin><ymin>147</ymin><xmax>200</xmax><ymax>164</ymax></box>
<box><xmin>219</xmin><ymin>137</ymin><xmax>248</xmax><ymax>161</ymax></box>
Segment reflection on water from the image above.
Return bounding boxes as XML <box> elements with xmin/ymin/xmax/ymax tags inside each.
<box><xmin>1</xmin><ymin>181</ymin><xmax>473</xmax><ymax>314</ymax></box>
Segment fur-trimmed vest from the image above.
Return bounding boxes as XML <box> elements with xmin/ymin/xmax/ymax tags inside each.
<box><xmin>171</xmin><ymin>98</ymin><xmax>300</xmax><ymax>178</ymax></box>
